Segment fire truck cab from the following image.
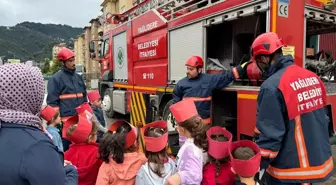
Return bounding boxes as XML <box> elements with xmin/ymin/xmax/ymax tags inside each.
<box><xmin>92</xmin><ymin>0</ymin><xmax>336</xmax><ymax>148</ymax></box>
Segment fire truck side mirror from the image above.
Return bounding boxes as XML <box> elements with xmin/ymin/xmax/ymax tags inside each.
<box><xmin>90</xmin><ymin>53</ymin><xmax>96</xmax><ymax>59</ymax></box>
<box><xmin>89</xmin><ymin>41</ymin><xmax>95</xmax><ymax>53</ymax></box>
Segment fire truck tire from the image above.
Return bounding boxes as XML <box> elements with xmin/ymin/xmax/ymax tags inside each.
<box><xmin>162</xmin><ymin>99</ymin><xmax>177</xmax><ymax>132</ymax></box>
<box><xmin>103</xmin><ymin>88</ymin><xmax>115</xmax><ymax>118</ymax></box>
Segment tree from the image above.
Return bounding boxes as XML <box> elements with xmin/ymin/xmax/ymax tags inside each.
<box><xmin>49</xmin><ymin>59</ymin><xmax>62</xmax><ymax>75</ymax></box>
<box><xmin>42</xmin><ymin>60</ymin><xmax>50</xmax><ymax>74</ymax></box>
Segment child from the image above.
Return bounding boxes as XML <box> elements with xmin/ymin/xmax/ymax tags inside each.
<box><xmin>41</xmin><ymin>105</ymin><xmax>63</xmax><ymax>152</ymax></box>
<box><xmin>167</xmin><ymin>99</ymin><xmax>209</xmax><ymax>185</ymax></box>
<box><xmin>76</xmin><ymin>102</ymin><xmax>107</xmax><ymax>138</ymax></box>
<box><xmin>230</xmin><ymin>140</ymin><xmax>262</xmax><ymax>185</ymax></box>
<box><xmin>63</xmin><ymin>113</ymin><xmax>103</xmax><ymax>185</ymax></box>
<box><xmin>96</xmin><ymin>120</ymin><xmax>147</xmax><ymax>185</ymax></box>
<box><xmin>202</xmin><ymin>126</ymin><xmax>235</xmax><ymax>185</ymax></box>
<box><xmin>87</xmin><ymin>91</ymin><xmax>106</xmax><ymax>143</ymax></box>
<box><xmin>135</xmin><ymin>120</ymin><xmax>176</xmax><ymax>185</ymax></box>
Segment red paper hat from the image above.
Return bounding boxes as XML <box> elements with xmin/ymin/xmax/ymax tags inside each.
<box><xmin>169</xmin><ymin>99</ymin><xmax>198</xmax><ymax>123</ymax></box>
<box><xmin>141</xmin><ymin>120</ymin><xmax>168</xmax><ymax>152</ymax></box>
<box><xmin>108</xmin><ymin>120</ymin><xmax>138</xmax><ymax>149</ymax></box>
<box><xmin>62</xmin><ymin>113</ymin><xmax>92</xmax><ymax>144</ymax></box>
<box><xmin>230</xmin><ymin>140</ymin><xmax>261</xmax><ymax>177</ymax></box>
<box><xmin>41</xmin><ymin>105</ymin><xmax>56</xmax><ymax>122</ymax></box>
<box><xmin>207</xmin><ymin>126</ymin><xmax>232</xmax><ymax>159</ymax></box>
<box><xmin>88</xmin><ymin>90</ymin><xmax>101</xmax><ymax>102</ymax></box>
<box><xmin>76</xmin><ymin>102</ymin><xmax>93</xmax><ymax>114</ymax></box>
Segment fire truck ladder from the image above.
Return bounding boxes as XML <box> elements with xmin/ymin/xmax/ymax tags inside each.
<box><xmin>305</xmin><ymin>4</ymin><xmax>336</xmax><ymax>36</ymax></box>
<box><xmin>119</xmin><ymin>0</ymin><xmax>251</xmax><ymax>23</ymax></box>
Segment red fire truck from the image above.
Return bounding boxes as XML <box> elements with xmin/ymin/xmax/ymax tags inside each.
<box><xmin>90</xmin><ymin>0</ymin><xmax>336</xmax><ymax>151</ymax></box>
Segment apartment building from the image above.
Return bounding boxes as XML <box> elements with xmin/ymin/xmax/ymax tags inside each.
<box><xmin>73</xmin><ymin>0</ymin><xmax>135</xmax><ymax>88</ymax></box>
<box><xmin>52</xmin><ymin>43</ymin><xmax>66</xmax><ymax>61</ymax></box>
<box><xmin>74</xmin><ymin>34</ymin><xmax>85</xmax><ymax>66</ymax></box>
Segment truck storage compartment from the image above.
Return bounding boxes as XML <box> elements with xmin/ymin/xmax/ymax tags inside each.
<box><xmin>211</xmin><ymin>90</ymin><xmax>238</xmax><ymax>140</ymax></box>
<box><xmin>206</xmin><ymin>13</ymin><xmax>267</xmax><ymax>74</ymax></box>
<box><xmin>305</xmin><ymin>8</ymin><xmax>336</xmax><ymax>84</ymax></box>
<box><xmin>169</xmin><ymin>21</ymin><xmax>204</xmax><ymax>82</ymax></box>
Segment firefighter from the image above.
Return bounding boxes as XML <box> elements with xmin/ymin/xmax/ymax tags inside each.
<box><xmin>251</xmin><ymin>32</ymin><xmax>333</xmax><ymax>185</ymax></box>
<box><xmin>172</xmin><ymin>56</ymin><xmax>248</xmax><ymax>124</ymax></box>
<box><xmin>47</xmin><ymin>47</ymin><xmax>88</xmax><ymax>151</ymax></box>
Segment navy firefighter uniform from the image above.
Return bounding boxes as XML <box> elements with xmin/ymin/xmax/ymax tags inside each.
<box><xmin>47</xmin><ymin>47</ymin><xmax>87</xmax><ymax>151</ymax></box>
<box><xmin>250</xmin><ymin>32</ymin><xmax>333</xmax><ymax>185</ymax></box>
<box><xmin>172</xmin><ymin>56</ymin><xmax>248</xmax><ymax>124</ymax></box>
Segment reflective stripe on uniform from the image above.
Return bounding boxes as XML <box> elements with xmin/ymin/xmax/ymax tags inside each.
<box><xmin>260</xmin><ymin>148</ymin><xmax>278</xmax><ymax>159</ymax></box>
<box><xmin>183</xmin><ymin>96</ymin><xmax>212</xmax><ymax>102</ymax></box>
<box><xmin>267</xmin><ymin>156</ymin><xmax>333</xmax><ymax>180</ymax></box>
<box><xmin>59</xmin><ymin>93</ymin><xmax>83</xmax><ymax>100</ymax></box>
<box><xmin>232</xmin><ymin>67</ymin><xmax>240</xmax><ymax>79</ymax></box>
<box><xmin>295</xmin><ymin>116</ymin><xmax>310</xmax><ymax>168</ymax></box>
<box><xmin>267</xmin><ymin>115</ymin><xmax>334</xmax><ymax>180</ymax></box>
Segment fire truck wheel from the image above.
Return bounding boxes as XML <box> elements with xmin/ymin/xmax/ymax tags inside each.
<box><xmin>103</xmin><ymin>88</ymin><xmax>115</xmax><ymax>118</ymax></box>
<box><xmin>162</xmin><ymin>99</ymin><xmax>177</xmax><ymax>132</ymax></box>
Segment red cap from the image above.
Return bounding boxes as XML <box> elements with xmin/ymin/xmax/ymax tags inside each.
<box><xmin>169</xmin><ymin>99</ymin><xmax>198</xmax><ymax>123</ymax></box>
<box><xmin>41</xmin><ymin>105</ymin><xmax>57</xmax><ymax>122</ymax></box>
<box><xmin>108</xmin><ymin>120</ymin><xmax>138</xmax><ymax>149</ymax></box>
<box><xmin>141</xmin><ymin>120</ymin><xmax>168</xmax><ymax>152</ymax></box>
<box><xmin>62</xmin><ymin>113</ymin><xmax>92</xmax><ymax>144</ymax></box>
<box><xmin>207</xmin><ymin>126</ymin><xmax>232</xmax><ymax>159</ymax></box>
<box><xmin>230</xmin><ymin>140</ymin><xmax>261</xmax><ymax>177</ymax></box>
<box><xmin>88</xmin><ymin>90</ymin><xmax>101</xmax><ymax>103</ymax></box>
<box><xmin>76</xmin><ymin>102</ymin><xmax>93</xmax><ymax>114</ymax></box>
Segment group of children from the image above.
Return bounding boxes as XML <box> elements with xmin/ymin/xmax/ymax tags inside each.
<box><xmin>40</xmin><ymin>92</ymin><xmax>262</xmax><ymax>185</ymax></box>
<box><xmin>40</xmin><ymin>90</ymin><xmax>106</xmax><ymax>185</ymax></box>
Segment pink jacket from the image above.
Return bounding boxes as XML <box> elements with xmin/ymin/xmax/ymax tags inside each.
<box><xmin>96</xmin><ymin>152</ymin><xmax>147</xmax><ymax>185</ymax></box>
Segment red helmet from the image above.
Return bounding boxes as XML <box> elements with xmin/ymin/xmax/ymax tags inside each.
<box><xmin>185</xmin><ymin>56</ymin><xmax>204</xmax><ymax>68</ymax></box>
<box><xmin>57</xmin><ymin>47</ymin><xmax>75</xmax><ymax>61</ymax></box>
<box><xmin>246</xmin><ymin>62</ymin><xmax>262</xmax><ymax>86</ymax></box>
<box><xmin>251</xmin><ymin>32</ymin><xmax>284</xmax><ymax>57</ymax></box>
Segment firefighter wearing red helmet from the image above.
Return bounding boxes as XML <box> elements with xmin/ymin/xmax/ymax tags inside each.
<box><xmin>47</xmin><ymin>47</ymin><xmax>88</xmax><ymax>151</ymax></box>
<box><xmin>172</xmin><ymin>55</ymin><xmax>248</xmax><ymax>128</ymax></box>
<box><xmin>251</xmin><ymin>32</ymin><xmax>333</xmax><ymax>185</ymax></box>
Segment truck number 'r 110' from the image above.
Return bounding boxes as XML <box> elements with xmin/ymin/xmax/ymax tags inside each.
<box><xmin>143</xmin><ymin>73</ymin><xmax>154</xmax><ymax>79</ymax></box>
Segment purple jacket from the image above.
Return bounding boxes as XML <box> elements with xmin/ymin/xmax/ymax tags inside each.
<box><xmin>175</xmin><ymin>138</ymin><xmax>204</xmax><ymax>185</ymax></box>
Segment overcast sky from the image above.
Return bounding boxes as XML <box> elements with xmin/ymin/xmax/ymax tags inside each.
<box><xmin>0</xmin><ymin>0</ymin><xmax>102</xmax><ymax>28</ymax></box>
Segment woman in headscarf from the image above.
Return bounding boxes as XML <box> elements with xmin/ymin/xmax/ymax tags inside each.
<box><xmin>0</xmin><ymin>64</ymin><xmax>78</xmax><ymax>185</ymax></box>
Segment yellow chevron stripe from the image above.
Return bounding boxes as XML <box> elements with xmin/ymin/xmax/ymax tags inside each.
<box><xmin>139</xmin><ymin>93</ymin><xmax>146</xmax><ymax>118</ymax></box>
<box><xmin>131</xmin><ymin>92</ymin><xmax>173</xmax><ymax>155</ymax></box>
<box><xmin>135</xmin><ymin>92</ymin><xmax>147</xmax><ymax>153</ymax></box>
<box><xmin>131</xmin><ymin>92</ymin><xmax>146</xmax><ymax>152</ymax></box>
<box><xmin>135</xmin><ymin>92</ymin><xmax>146</xmax><ymax>125</ymax></box>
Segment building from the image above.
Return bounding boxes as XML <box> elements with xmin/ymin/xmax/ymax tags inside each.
<box><xmin>74</xmin><ymin>34</ymin><xmax>85</xmax><ymax>66</ymax></box>
<box><xmin>83</xmin><ymin>26</ymin><xmax>92</xmax><ymax>78</ymax></box>
<box><xmin>73</xmin><ymin>0</ymin><xmax>135</xmax><ymax>89</ymax></box>
<box><xmin>52</xmin><ymin>43</ymin><xmax>66</xmax><ymax>61</ymax></box>
<box><xmin>90</xmin><ymin>18</ymin><xmax>101</xmax><ymax>76</ymax></box>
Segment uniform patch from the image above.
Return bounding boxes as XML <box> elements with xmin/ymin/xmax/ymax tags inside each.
<box><xmin>278</xmin><ymin>65</ymin><xmax>327</xmax><ymax>120</ymax></box>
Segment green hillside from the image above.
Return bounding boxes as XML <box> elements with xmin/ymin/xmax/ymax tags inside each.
<box><xmin>0</xmin><ymin>22</ymin><xmax>83</xmax><ymax>62</ymax></box>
